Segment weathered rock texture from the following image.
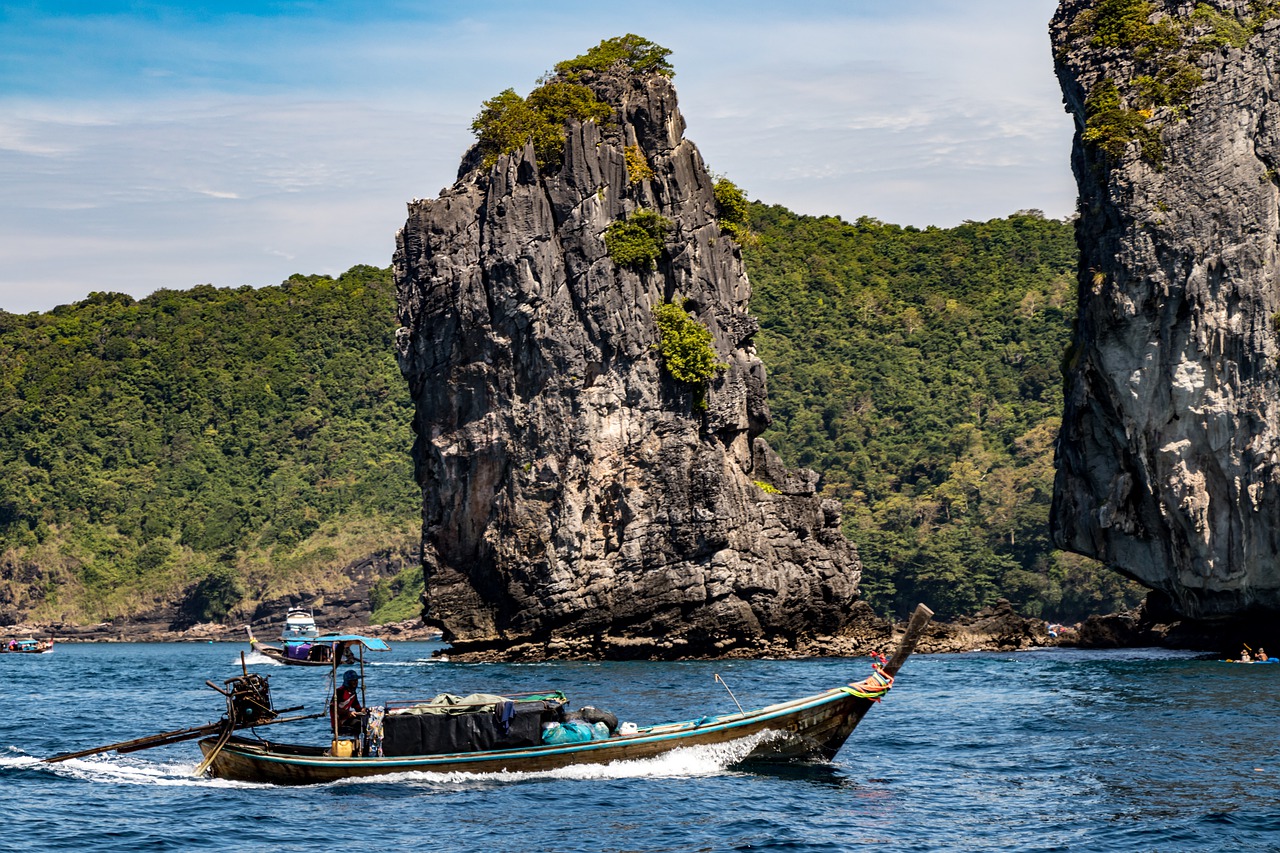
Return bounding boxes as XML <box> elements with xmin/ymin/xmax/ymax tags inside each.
<box><xmin>394</xmin><ymin>61</ymin><xmax>862</xmax><ymax>659</ymax></box>
<box><xmin>1052</xmin><ymin>1</ymin><xmax>1280</xmax><ymax>619</ymax></box>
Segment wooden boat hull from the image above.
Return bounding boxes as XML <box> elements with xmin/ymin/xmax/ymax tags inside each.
<box><xmin>199</xmin><ymin>687</ymin><xmax>875</xmax><ymax>785</ymax></box>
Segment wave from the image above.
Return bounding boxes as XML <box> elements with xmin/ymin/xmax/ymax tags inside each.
<box><xmin>2</xmin><ymin>749</ymin><xmax>258</xmax><ymax>789</ymax></box>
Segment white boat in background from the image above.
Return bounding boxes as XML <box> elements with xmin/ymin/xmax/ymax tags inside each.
<box><xmin>280</xmin><ymin>608</ymin><xmax>320</xmax><ymax>642</ymax></box>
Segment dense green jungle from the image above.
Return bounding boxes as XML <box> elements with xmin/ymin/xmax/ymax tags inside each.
<box><xmin>0</xmin><ymin>206</ymin><xmax>1144</xmax><ymax>629</ymax></box>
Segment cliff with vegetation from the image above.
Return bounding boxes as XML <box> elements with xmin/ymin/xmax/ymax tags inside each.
<box><xmin>394</xmin><ymin>36</ymin><xmax>865</xmax><ymax>659</ymax></box>
<box><xmin>1052</xmin><ymin>0</ymin><xmax>1280</xmax><ymax>619</ymax></box>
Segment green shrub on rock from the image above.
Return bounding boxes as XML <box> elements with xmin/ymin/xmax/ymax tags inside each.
<box><xmin>652</xmin><ymin>300</ymin><xmax>727</xmax><ymax>409</ymax></box>
<box><xmin>472</xmin><ymin>82</ymin><xmax>611</xmax><ymax>172</ymax></box>
<box><xmin>604</xmin><ymin>210</ymin><xmax>672</xmax><ymax>269</ymax></box>
<box><xmin>713</xmin><ymin>178</ymin><xmax>758</xmax><ymax>246</ymax></box>
<box><xmin>555</xmin><ymin>34</ymin><xmax>674</xmax><ymax>79</ymax></box>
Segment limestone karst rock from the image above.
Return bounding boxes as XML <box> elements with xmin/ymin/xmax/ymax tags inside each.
<box><xmin>393</xmin><ymin>42</ymin><xmax>862</xmax><ymax>659</ymax></box>
<box><xmin>1051</xmin><ymin>1</ymin><xmax>1280</xmax><ymax>619</ymax></box>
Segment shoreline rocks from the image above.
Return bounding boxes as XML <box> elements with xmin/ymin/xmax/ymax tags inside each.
<box><xmin>0</xmin><ymin>599</ymin><xmax>1152</xmax><ymax>657</ymax></box>
<box><xmin>1</xmin><ymin>618</ymin><xmax>443</xmax><ymax>644</ymax></box>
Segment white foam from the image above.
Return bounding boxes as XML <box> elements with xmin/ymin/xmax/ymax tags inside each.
<box><xmin>3</xmin><ymin>747</ymin><xmax>262</xmax><ymax>789</ymax></box>
<box><xmin>377</xmin><ymin>657</ymin><xmax>448</xmax><ymax>666</ymax></box>
<box><xmin>321</xmin><ymin>731</ymin><xmax>776</xmax><ymax>787</ymax></box>
<box><xmin>242</xmin><ymin>651</ymin><xmax>278</xmax><ymax>665</ymax></box>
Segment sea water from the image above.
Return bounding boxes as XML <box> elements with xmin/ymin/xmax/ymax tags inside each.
<box><xmin>3</xmin><ymin>641</ymin><xmax>1279</xmax><ymax>852</ymax></box>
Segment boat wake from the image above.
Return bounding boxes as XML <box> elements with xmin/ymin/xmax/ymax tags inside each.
<box><xmin>2</xmin><ymin>749</ymin><xmax>254</xmax><ymax>789</ymax></box>
<box><xmin>7</xmin><ymin>730</ymin><xmax>791</xmax><ymax>789</ymax></box>
<box><xmin>321</xmin><ymin>730</ymin><xmax>781</xmax><ymax>787</ymax></box>
<box><xmin>376</xmin><ymin>657</ymin><xmax>449</xmax><ymax>666</ymax></box>
<box><xmin>241</xmin><ymin>650</ymin><xmax>277</xmax><ymax>666</ymax></box>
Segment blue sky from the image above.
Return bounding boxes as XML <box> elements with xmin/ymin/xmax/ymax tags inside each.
<box><xmin>0</xmin><ymin>0</ymin><xmax>1074</xmax><ymax>314</ymax></box>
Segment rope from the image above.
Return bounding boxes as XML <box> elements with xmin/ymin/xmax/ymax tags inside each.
<box><xmin>843</xmin><ymin>652</ymin><xmax>894</xmax><ymax>702</ymax></box>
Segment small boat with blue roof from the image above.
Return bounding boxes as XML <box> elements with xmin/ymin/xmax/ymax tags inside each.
<box><xmin>245</xmin><ymin>607</ymin><xmax>355</xmax><ymax>667</ymax></box>
<box><xmin>2</xmin><ymin>637</ymin><xmax>54</xmax><ymax>654</ymax></box>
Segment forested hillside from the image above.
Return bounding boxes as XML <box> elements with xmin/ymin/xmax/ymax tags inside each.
<box><xmin>745</xmin><ymin>205</ymin><xmax>1143</xmax><ymax>620</ymax></box>
<box><xmin>0</xmin><ymin>266</ymin><xmax>422</xmax><ymax>625</ymax></box>
<box><xmin>0</xmin><ymin>209</ymin><xmax>1144</xmax><ymax>628</ymax></box>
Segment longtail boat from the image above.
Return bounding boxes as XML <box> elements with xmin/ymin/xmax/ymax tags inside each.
<box><xmin>2</xmin><ymin>637</ymin><xmax>53</xmax><ymax>653</ymax></box>
<box><xmin>205</xmin><ymin>604</ymin><xmax>933</xmax><ymax>785</ymax></box>
<box><xmin>245</xmin><ymin>626</ymin><xmax>357</xmax><ymax>667</ymax></box>
<box><xmin>49</xmin><ymin>604</ymin><xmax>933</xmax><ymax>786</ymax></box>
<box><xmin>245</xmin><ymin>607</ymin><xmax>356</xmax><ymax>667</ymax></box>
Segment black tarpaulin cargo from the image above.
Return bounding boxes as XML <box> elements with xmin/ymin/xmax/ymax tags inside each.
<box><xmin>381</xmin><ymin>695</ymin><xmax>565</xmax><ymax>757</ymax></box>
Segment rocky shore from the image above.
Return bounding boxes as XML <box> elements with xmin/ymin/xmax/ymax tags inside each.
<box><xmin>5</xmin><ymin>598</ymin><xmax>1210</xmax><ymax>658</ymax></box>
<box><xmin>0</xmin><ymin>617</ymin><xmax>443</xmax><ymax>645</ymax></box>
<box><xmin>13</xmin><ymin>586</ymin><xmax>1259</xmax><ymax>662</ymax></box>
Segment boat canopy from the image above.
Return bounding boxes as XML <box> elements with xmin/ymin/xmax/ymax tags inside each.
<box><xmin>313</xmin><ymin>634</ymin><xmax>391</xmax><ymax>651</ymax></box>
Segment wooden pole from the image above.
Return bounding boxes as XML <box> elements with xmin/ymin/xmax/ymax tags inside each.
<box><xmin>44</xmin><ymin>721</ymin><xmax>228</xmax><ymax>763</ymax></box>
<box><xmin>43</xmin><ymin>711</ymin><xmax>321</xmax><ymax>764</ymax></box>
<box><xmin>835</xmin><ymin>602</ymin><xmax>934</xmax><ymax>744</ymax></box>
<box><xmin>883</xmin><ymin>602</ymin><xmax>934</xmax><ymax>680</ymax></box>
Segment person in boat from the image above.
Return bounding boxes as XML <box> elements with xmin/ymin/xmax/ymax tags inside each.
<box><xmin>331</xmin><ymin>670</ymin><xmax>363</xmax><ymax>735</ymax></box>
<box><xmin>1258</xmin><ymin>647</ymin><xmax>1269</xmax><ymax>662</ymax></box>
<box><xmin>1240</xmin><ymin>648</ymin><xmax>1253</xmax><ymax>662</ymax></box>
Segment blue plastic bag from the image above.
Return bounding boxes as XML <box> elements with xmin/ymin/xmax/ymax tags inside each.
<box><xmin>542</xmin><ymin>720</ymin><xmax>599</xmax><ymax>744</ymax></box>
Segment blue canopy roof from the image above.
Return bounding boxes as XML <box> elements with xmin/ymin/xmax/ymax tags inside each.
<box><xmin>311</xmin><ymin>634</ymin><xmax>391</xmax><ymax>651</ymax></box>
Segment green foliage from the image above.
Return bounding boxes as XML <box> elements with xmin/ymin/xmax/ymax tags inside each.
<box><xmin>1074</xmin><ymin>1</ymin><xmax>1278</xmax><ymax>165</ymax></box>
<box><xmin>1082</xmin><ymin>78</ymin><xmax>1162</xmax><ymax>161</ymax></box>
<box><xmin>472</xmin><ymin>82</ymin><xmax>610</xmax><ymax>172</ymax></box>
<box><xmin>713</xmin><ymin>178</ymin><xmax>758</xmax><ymax>246</ymax></box>
<box><xmin>1191</xmin><ymin>3</ymin><xmax>1256</xmax><ymax>48</ymax></box>
<box><xmin>0</xmin><ymin>265</ymin><xmax>420</xmax><ymax>622</ymax></box>
<box><xmin>469</xmin><ymin>34</ymin><xmax>671</xmax><ymax>173</ymax></box>
<box><xmin>527</xmin><ymin>81</ymin><xmax>613</xmax><ymax>134</ymax></box>
<box><xmin>554</xmin><ymin>34</ymin><xmax>674</xmax><ymax>80</ymax></box>
<box><xmin>744</xmin><ymin>204</ymin><xmax>1146</xmax><ymax>621</ymax></box>
<box><xmin>624</xmin><ymin>145</ymin><xmax>655</xmax><ymax>184</ymax></box>
<box><xmin>652</xmin><ymin>300</ymin><xmax>728</xmax><ymax>402</ymax></box>
<box><xmin>753</xmin><ymin>480</ymin><xmax>781</xmax><ymax>495</ymax></box>
<box><xmin>604</xmin><ymin>209</ymin><xmax>672</xmax><ymax>269</ymax></box>
<box><xmin>368</xmin><ymin>565</ymin><xmax>425</xmax><ymax>624</ymax></box>
<box><xmin>184</xmin><ymin>564</ymin><xmax>244</xmax><ymax>623</ymax></box>
<box><xmin>1089</xmin><ymin>0</ymin><xmax>1160</xmax><ymax>48</ymax></box>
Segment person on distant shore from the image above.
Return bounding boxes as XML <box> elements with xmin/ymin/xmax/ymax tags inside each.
<box><xmin>331</xmin><ymin>669</ymin><xmax>363</xmax><ymax>735</ymax></box>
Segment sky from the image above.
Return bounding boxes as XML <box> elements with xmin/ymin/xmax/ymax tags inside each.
<box><xmin>0</xmin><ymin>0</ymin><xmax>1076</xmax><ymax>315</ymax></box>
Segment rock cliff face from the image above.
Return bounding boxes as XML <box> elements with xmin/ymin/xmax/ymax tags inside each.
<box><xmin>1052</xmin><ymin>1</ymin><xmax>1280</xmax><ymax>619</ymax></box>
<box><xmin>393</xmin><ymin>58</ymin><xmax>862</xmax><ymax>659</ymax></box>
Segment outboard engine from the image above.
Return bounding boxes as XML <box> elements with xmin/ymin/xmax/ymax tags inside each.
<box><xmin>223</xmin><ymin>673</ymin><xmax>278</xmax><ymax>727</ymax></box>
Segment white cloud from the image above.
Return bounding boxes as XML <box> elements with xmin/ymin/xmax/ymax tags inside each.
<box><xmin>0</xmin><ymin>0</ymin><xmax>1076</xmax><ymax>314</ymax></box>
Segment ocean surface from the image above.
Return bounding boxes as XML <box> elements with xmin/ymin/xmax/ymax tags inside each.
<box><xmin>4</xmin><ymin>640</ymin><xmax>1279</xmax><ymax>852</ymax></box>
